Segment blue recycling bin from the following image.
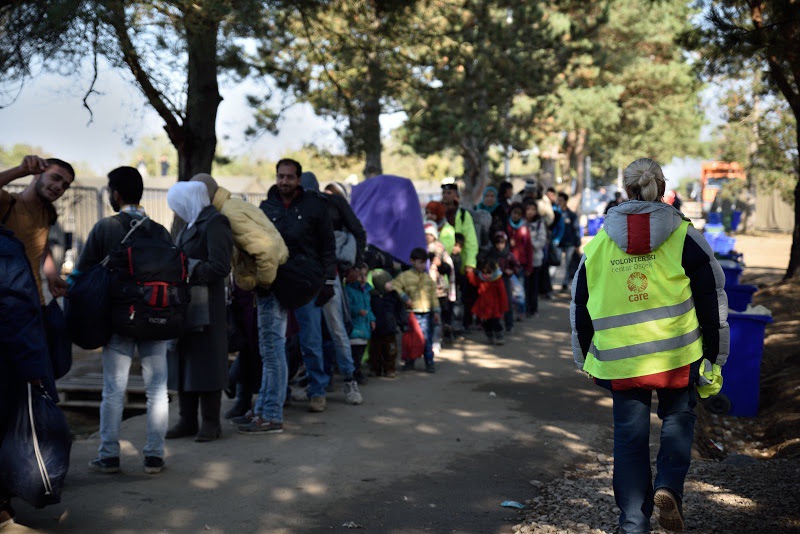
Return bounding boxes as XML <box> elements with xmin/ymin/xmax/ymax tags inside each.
<box><xmin>725</xmin><ymin>284</ymin><xmax>758</xmax><ymax>312</ymax></box>
<box><xmin>587</xmin><ymin>216</ymin><xmax>604</xmax><ymax>236</ymax></box>
<box><xmin>707</xmin><ymin>212</ymin><xmax>722</xmax><ymax>225</ymax></box>
<box><xmin>719</xmin><ymin>312</ymin><xmax>773</xmax><ymax>417</ymax></box>
<box><xmin>721</xmin><ymin>264</ymin><xmax>744</xmax><ymax>287</ymax></box>
<box><xmin>731</xmin><ymin>210</ymin><xmax>743</xmax><ymax>231</ymax></box>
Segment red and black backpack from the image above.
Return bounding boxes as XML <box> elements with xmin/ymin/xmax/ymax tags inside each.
<box><xmin>107</xmin><ymin>214</ymin><xmax>189</xmax><ymax>340</ymax></box>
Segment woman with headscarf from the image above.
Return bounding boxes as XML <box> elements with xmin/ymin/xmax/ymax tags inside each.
<box><xmin>165</xmin><ymin>181</ymin><xmax>234</xmax><ymax>442</ymax></box>
<box><xmin>474</xmin><ymin>185</ymin><xmax>508</xmax><ymax>246</ymax></box>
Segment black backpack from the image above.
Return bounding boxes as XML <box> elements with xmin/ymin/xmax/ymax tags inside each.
<box><xmin>107</xmin><ymin>214</ymin><xmax>189</xmax><ymax>340</ymax></box>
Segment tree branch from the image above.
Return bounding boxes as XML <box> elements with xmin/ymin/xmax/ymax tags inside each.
<box><xmin>101</xmin><ymin>1</ymin><xmax>184</xmax><ymax>147</ymax></box>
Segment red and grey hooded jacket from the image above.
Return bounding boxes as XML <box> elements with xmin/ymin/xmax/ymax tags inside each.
<box><xmin>570</xmin><ymin>201</ymin><xmax>729</xmax><ymax>391</ymax></box>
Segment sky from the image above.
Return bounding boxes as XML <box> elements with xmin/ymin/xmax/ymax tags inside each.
<box><xmin>0</xmin><ymin>63</ymin><xmax>703</xmax><ymax>186</ymax></box>
<box><xmin>0</xmin><ymin>66</ymin><xmax>352</xmax><ymax>175</ymax></box>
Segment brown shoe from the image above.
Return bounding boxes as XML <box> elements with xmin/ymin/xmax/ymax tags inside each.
<box><xmin>654</xmin><ymin>488</ymin><xmax>685</xmax><ymax>532</ymax></box>
<box><xmin>308</xmin><ymin>396</ymin><xmax>326</xmax><ymax>413</ymax></box>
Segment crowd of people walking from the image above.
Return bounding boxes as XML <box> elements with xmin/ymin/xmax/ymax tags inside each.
<box><xmin>0</xmin><ymin>154</ymin><xmax>725</xmax><ymax>534</ymax></box>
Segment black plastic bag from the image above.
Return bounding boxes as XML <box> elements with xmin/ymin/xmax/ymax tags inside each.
<box><xmin>0</xmin><ymin>384</ymin><xmax>72</xmax><ymax>508</ymax></box>
<box><xmin>65</xmin><ymin>263</ymin><xmax>112</xmax><ymax>349</ymax></box>
<box><xmin>272</xmin><ymin>253</ymin><xmax>324</xmax><ymax>310</ymax></box>
<box><xmin>43</xmin><ymin>299</ymin><xmax>72</xmax><ymax>379</ymax></box>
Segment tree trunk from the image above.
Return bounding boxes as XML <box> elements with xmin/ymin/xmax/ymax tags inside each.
<box><xmin>461</xmin><ymin>138</ymin><xmax>489</xmax><ymax>207</ymax></box>
<box><xmin>362</xmin><ymin>59</ymin><xmax>384</xmax><ymax>179</ymax></box>
<box><xmin>539</xmin><ymin>157</ymin><xmax>558</xmax><ymax>186</ymax></box>
<box><xmin>571</xmin><ymin>129</ymin><xmax>588</xmax><ymax>214</ymax></box>
<box><xmin>785</xmin><ymin>134</ymin><xmax>800</xmax><ymax>280</ymax></box>
<box><xmin>178</xmin><ymin>11</ymin><xmax>223</xmax><ymax>182</ymax></box>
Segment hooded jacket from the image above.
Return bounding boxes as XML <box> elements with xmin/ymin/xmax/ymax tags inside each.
<box><xmin>210</xmin><ymin>186</ymin><xmax>288</xmax><ymax>290</ymax></box>
<box><xmin>260</xmin><ymin>184</ymin><xmax>336</xmax><ymax>282</ymax></box>
<box><xmin>300</xmin><ymin>172</ymin><xmax>367</xmax><ymax>269</ymax></box>
<box><xmin>570</xmin><ymin>201</ymin><xmax>729</xmax><ymax>391</ymax></box>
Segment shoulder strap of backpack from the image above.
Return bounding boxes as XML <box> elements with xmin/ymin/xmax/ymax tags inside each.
<box><xmin>100</xmin><ymin>213</ymin><xmax>150</xmax><ymax>267</ymax></box>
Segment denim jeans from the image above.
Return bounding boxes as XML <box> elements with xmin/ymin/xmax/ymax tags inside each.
<box><xmin>99</xmin><ymin>334</ymin><xmax>168</xmax><ymax>459</ymax></box>
<box><xmin>320</xmin><ymin>275</ymin><xmax>355</xmax><ymax>380</ymax></box>
<box><xmin>414</xmin><ymin>312</ymin><xmax>434</xmax><ymax>364</ymax></box>
<box><xmin>294</xmin><ymin>299</ymin><xmax>330</xmax><ymax>397</ymax></box>
<box><xmin>612</xmin><ymin>386</ymin><xmax>697</xmax><ymax>533</ymax></box>
<box><xmin>254</xmin><ymin>293</ymin><xmax>289</xmax><ymax>423</ymax></box>
<box><xmin>560</xmin><ymin>245</ymin><xmax>576</xmax><ymax>286</ymax></box>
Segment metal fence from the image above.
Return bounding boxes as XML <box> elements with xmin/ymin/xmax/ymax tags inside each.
<box><xmin>5</xmin><ymin>184</ymin><xmax>267</xmax><ymax>272</ymax></box>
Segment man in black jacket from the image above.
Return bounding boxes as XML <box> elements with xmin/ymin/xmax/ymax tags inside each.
<box><xmin>239</xmin><ymin>159</ymin><xmax>336</xmax><ymax>434</ymax></box>
<box><xmin>301</xmin><ymin>172</ymin><xmax>365</xmax><ymax>400</ymax></box>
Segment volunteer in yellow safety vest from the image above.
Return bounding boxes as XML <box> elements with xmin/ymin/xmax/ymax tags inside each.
<box><xmin>570</xmin><ymin>158</ymin><xmax>729</xmax><ymax>534</ymax></box>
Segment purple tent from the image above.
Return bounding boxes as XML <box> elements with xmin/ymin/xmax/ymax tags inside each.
<box><xmin>351</xmin><ymin>175</ymin><xmax>426</xmax><ymax>264</ymax></box>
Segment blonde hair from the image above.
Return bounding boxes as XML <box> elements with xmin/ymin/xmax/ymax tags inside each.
<box><xmin>623</xmin><ymin>158</ymin><xmax>666</xmax><ymax>202</ymax></box>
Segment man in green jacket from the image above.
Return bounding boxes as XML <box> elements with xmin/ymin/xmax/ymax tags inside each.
<box><xmin>441</xmin><ymin>179</ymin><xmax>479</xmax><ymax>331</ymax></box>
<box><xmin>440</xmin><ymin>180</ymin><xmax>478</xmax><ymax>272</ymax></box>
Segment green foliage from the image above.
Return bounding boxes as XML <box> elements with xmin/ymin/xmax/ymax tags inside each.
<box><xmin>403</xmin><ymin>1</ymin><xmax>561</xmax><ymax>201</ymax></box>
<box><xmin>0</xmin><ymin>143</ymin><xmax>95</xmax><ymax>178</ymax></box>
<box><xmin>0</xmin><ymin>1</ymin><xmax>85</xmax><ymax>96</ymax></box>
<box><xmin>531</xmin><ymin>0</ymin><xmax>706</xmax><ymax>175</ymax></box>
<box><xmin>252</xmin><ymin>1</ymin><xmax>420</xmax><ymax>175</ymax></box>
<box><xmin>716</xmin><ymin>78</ymin><xmax>797</xmax><ymax>205</ymax></box>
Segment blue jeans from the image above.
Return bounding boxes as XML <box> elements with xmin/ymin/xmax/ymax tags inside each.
<box><xmin>612</xmin><ymin>386</ymin><xmax>697</xmax><ymax>533</ymax></box>
<box><xmin>99</xmin><ymin>335</ymin><xmax>168</xmax><ymax>459</ymax></box>
<box><xmin>414</xmin><ymin>312</ymin><xmax>435</xmax><ymax>364</ymax></box>
<box><xmin>254</xmin><ymin>294</ymin><xmax>289</xmax><ymax>423</ymax></box>
<box><xmin>320</xmin><ymin>275</ymin><xmax>355</xmax><ymax>380</ymax></box>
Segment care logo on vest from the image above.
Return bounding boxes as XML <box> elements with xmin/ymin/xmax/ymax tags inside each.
<box><xmin>626</xmin><ymin>271</ymin><xmax>649</xmax><ymax>302</ymax></box>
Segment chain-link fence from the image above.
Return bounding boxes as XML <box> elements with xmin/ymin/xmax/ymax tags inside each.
<box><xmin>4</xmin><ymin>184</ymin><xmax>267</xmax><ymax>272</ymax></box>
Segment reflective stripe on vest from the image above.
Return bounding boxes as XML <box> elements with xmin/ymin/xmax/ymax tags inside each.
<box><xmin>582</xmin><ymin>220</ymin><xmax>702</xmax><ymax>380</ymax></box>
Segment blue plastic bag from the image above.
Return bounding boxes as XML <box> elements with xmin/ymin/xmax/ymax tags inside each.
<box><xmin>0</xmin><ymin>384</ymin><xmax>72</xmax><ymax>508</ymax></box>
<box><xmin>65</xmin><ymin>263</ymin><xmax>112</xmax><ymax>349</ymax></box>
<box><xmin>44</xmin><ymin>299</ymin><xmax>72</xmax><ymax>380</ymax></box>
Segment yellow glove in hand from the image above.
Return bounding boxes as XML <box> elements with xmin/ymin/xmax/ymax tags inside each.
<box><xmin>696</xmin><ymin>359</ymin><xmax>723</xmax><ymax>399</ymax></box>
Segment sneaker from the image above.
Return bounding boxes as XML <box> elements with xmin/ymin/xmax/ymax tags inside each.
<box><xmin>0</xmin><ymin>501</ymin><xmax>15</xmax><ymax>529</ymax></box>
<box><xmin>425</xmin><ymin>362</ymin><xmax>436</xmax><ymax>374</ymax></box>
<box><xmin>401</xmin><ymin>360</ymin><xmax>415</xmax><ymax>371</ymax></box>
<box><xmin>654</xmin><ymin>488</ymin><xmax>685</xmax><ymax>532</ymax></box>
<box><xmin>238</xmin><ymin>417</ymin><xmax>284</xmax><ymax>434</ymax></box>
<box><xmin>144</xmin><ymin>456</ymin><xmax>164</xmax><ymax>474</ymax></box>
<box><xmin>291</xmin><ymin>389</ymin><xmax>309</xmax><ymax>402</ymax></box>
<box><xmin>343</xmin><ymin>381</ymin><xmax>363</xmax><ymax>405</ymax></box>
<box><xmin>229</xmin><ymin>410</ymin><xmax>255</xmax><ymax>426</ymax></box>
<box><xmin>88</xmin><ymin>456</ymin><xmax>120</xmax><ymax>473</ymax></box>
<box><xmin>308</xmin><ymin>396</ymin><xmax>327</xmax><ymax>413</ymax></box>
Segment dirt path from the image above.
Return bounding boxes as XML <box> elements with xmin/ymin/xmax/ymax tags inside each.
<box><xmin>9</xmin><ymin>233</ymin><xmax>793</xmax><ymax>533</ymax></box>
<box><xmin>10</xmin><ymin>294</ymin><xmax>610</xmax><ymax>533</ymax></box>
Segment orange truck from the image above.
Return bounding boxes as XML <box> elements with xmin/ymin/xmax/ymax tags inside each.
<box><xmin>700</xmin><ymin>161</ymin><xmax>746</xmax><ymax>213</ymax></box>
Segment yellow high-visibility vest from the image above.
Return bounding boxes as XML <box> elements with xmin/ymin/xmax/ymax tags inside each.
<box><xmin>582</xmin><ymin>221</ymin><xmax>702</xmax><ymax>379</ymax></box>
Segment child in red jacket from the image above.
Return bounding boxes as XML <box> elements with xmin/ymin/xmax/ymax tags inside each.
<box><xmin>467</xmin><ymin>258</ymin><xmax>509</xmax><ymax>345</ymax></box>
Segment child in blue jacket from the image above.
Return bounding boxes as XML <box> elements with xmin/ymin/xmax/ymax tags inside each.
<box><xmin>345</xmin><ymin>264</ymin><xmax>375</xmax><ymax>382</ymax></box>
